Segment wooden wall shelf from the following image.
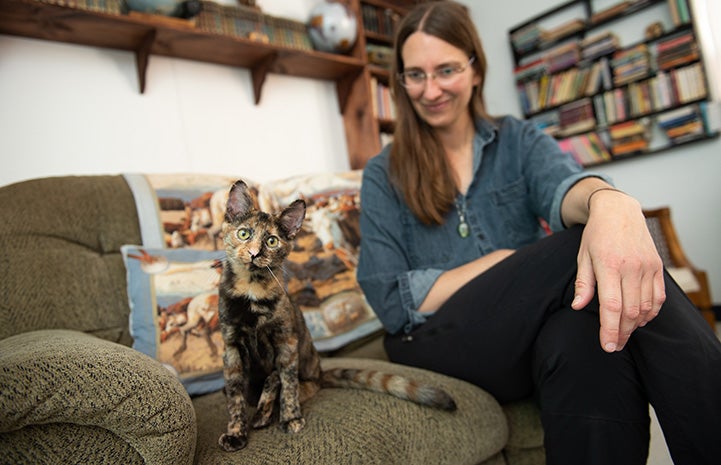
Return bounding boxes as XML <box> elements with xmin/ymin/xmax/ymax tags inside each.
<box><xmin>0</xmin><ymin>0</ymin><xmax>426</xmax><ymax>170</ymax></box>
<box><xmin>0</xmin><ymin>0</ymin><xmax>365</xmax><ymax>107</ymax></box>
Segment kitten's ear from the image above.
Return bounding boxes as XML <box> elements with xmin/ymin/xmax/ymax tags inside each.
<box><xmin>226</xmin><ymin>180</ymin><xmax>255</xmax><ymax>221</ymax></box>
<box><xmin>278</xmin><ymin>199</ymin><xmax>306</xmax><ymax>239</ymax></box>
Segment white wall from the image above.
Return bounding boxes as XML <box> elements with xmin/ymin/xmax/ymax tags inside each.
<box><xmin>0</xmin><ymin>0</ymin><xmax>349</xmax><ymax>186</ymax></box>
<box><xmin>466</xmin><ymin>0</ymin><xmax>721</xmax><ymax>305</ymax></box>
<box><xmin>0</xmin><ymin>0</ymin><xmax>719</xmax><ymax>303</ymax></box>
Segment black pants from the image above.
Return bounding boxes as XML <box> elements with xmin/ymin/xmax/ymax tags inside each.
<box><xmin>385</xmin><ymin>226</ymin><xmax>721</xmax><ymax>465</ymax></box>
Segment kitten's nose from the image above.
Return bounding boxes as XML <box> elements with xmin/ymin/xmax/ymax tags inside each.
<box><xmin>249</xmin><ymin>246</ymin><xmax>260</xmax><ymax>259</ymax></box>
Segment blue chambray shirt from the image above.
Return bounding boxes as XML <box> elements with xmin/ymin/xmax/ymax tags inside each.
<box><xmin>357</xmin><ymin>116</ymin><xmax>611</xmax><ymax>335</ymax></box>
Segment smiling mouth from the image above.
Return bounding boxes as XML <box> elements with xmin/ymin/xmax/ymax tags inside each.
<box><xmin>423</xmin><ymin>100</ymin><xmax>450</xmax><ymax>112</ymax></box>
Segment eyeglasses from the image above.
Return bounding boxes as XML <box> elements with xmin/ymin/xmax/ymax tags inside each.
<box><xmin>398</xmin><ymin>56</ymin><xmax>476</xmax><ymax>91</ymax></box>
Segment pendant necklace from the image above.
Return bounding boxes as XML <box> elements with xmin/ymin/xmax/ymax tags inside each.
<box><xmin>455</xmin><ymin>197</ymin><xmax>470</xmax><ymax>238</ymax></box>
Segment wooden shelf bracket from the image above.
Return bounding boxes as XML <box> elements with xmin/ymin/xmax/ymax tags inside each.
<box><xmin>335</xmin><ymin>68</ymin><xmax>364</xmax><ymax>114</ymax></box>
<box><xmin>250</xmin><ymin>53</ymin><xmax>278</xmax><ymax>105</ymax></box>
<box><xmin>134</xmin><ymin>29</ymin><xmax>156</xmax><ymax>94</ymax></box>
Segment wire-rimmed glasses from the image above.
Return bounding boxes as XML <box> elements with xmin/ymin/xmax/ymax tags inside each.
<box><xmin>398</xmin><ymin>56</ymin><xmax>476</xmax><ymax>92</ymax></box>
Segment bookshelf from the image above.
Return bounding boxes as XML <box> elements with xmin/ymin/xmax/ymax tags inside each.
<box><xmin>508</xmin><ymin>0</ymin><xmax>719</xmax><ymax>167</ymax></box>
<box><xmin>0</xmin><ymin>0</ymin><xmax>409</xmax><ymax>170</ymax></box>
<box><xmin>349</xmin><ymin>0</ymin><xmax>418</xmax><ymax>160</ymax></box>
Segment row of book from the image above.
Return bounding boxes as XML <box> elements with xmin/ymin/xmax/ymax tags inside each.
<box><xmin>510</xmin><ymin>18</ymin><xmax>585</xmax><ymax>54</ymax></box>
<box><xmin>32</xmin><ymin>0</ymin><xmax>123</xmax><ymax>14</ymax></box>
<box><xmin>370</xmin><ymin>77</ymin><xmax>396</xmax><ymax>121</ymax></box>
<box><xmin>513</xmin><ymin>41</ymin><xmax>582</xmax><ymax>81</ymax></box>
<box><xmin>657</xmin><ymin>105</ymin><xmax>705</xmax><ymax>143</ymax></box>
<box><xmin>581</xmin><ymin>31</ymin><xmax>620</xmax><ymax>61</ymax></box>
<box><xmin>558</xmin><ymin>98</ymin><xmax>597</xmax><ymax>136</ymax></box>
<box><xmin>361</xmin><ymin>4</ymin><xmax>400</xmax><ymax>39</ymax></box>
<box><xmin>517</xmin><ymin>42</ymin><xmax>704</xmax><ymax>118</ymax></box>
<box><xmin>535</xmin><ymin>60</ymin><xmax>707</xmax><ymax>138</ymax></box>
<box><xmin>555</xmin><ymin>120</ymin><xmax>653</xmax><ymax>166</ymax></box>
<box><xmin>668</xmin><ymin>0</ymin><xmax>692</xmax><ymax>25</ymax></box>
<box><xmin>196</xmin><ymin>2</ymin><xmax>313</xmax><ymax>51</ymax></box>
<box><xmin>511</xmin><ymin>0</ymin><xmax>691</xmax><ymax>56</ymax></box>
<box><xmin>557</xmin><ymin>132</ymin><xmax>611</xmax><ymax>166</ymax></box>
<box><xmin>589</xmin><ymin>0</ymin><xmax>633</xmax><ymax>24</ymax></box>
<box><xmin>611</xmin><ymin>44</ymin><xmax>650</xmax><ymax>86</ymax></box>
<box><xmin>555</xmin><ymin>102</ymin><xmax>719</xmax><ymax>166</ymax></box>
<box><xmin>515</xmin><ymin>22</ymin><xmax>697</xmax><ymax>88</ymax></box>
<box><xmin>516</xmin><ymin>58</ymin><xmax>614</xmax><ymax>114</ymax></box>
<box><xmin>594</xmin><ymin>62</ymin><xmax>707</xmax><ymax>126</ymax></box>
<box><xmin>608</xmin><ymin>119</ymin><xmax>651</xmax><ymax>156</ymax></box>
<box><xmin>657</xmin><ymin>32</ymin><xmax>699</xmax><ymax>70</ymax></box>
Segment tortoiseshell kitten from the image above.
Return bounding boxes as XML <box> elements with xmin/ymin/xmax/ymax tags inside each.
<box><xmin>217</xmin><ymin>180</ymin><xmax>456</xmax><ymax>452</ymax></box>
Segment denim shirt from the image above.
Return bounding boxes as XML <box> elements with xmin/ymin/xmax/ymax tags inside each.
<box><xmin>357</xmin><ymin>116</ymin><xmax>610</xmax><ymax>335</ymax></box>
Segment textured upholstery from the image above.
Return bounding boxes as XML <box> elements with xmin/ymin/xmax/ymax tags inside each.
<box><xmin>194</xmin><ymin>358</ymin><xmax>509</xmax><ymax>465</ymax></box>
<box><xmin>0</xmin><ymin>175</ymin><xmax>141</xmax><ymax>345</ymax></box>
<box><xmin>0</xmin><ymin>330</ymin><xmax>196</xmax><ymax>465</ymax></box>
<box><xmin>0</xmin><ymin>175</ymin><xmax>546</xmax><ymax>465</ymax></box>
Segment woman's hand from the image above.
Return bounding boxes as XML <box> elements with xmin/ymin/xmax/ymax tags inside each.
<box><xmin>571</xmin><ymin>189</ymin><xmax>666</xmax><ymax>352</ymax></box>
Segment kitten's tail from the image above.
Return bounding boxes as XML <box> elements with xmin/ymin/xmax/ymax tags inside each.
<box><xmin>321</xmin><ymin>368</ymin><xmax>457</xmax><ymax>411</ymax></box>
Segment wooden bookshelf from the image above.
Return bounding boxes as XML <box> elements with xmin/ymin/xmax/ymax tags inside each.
<box><xmin>508</xmin><ymin>0</ymin><xmax>719</xmax><ymax>167</ymax></box>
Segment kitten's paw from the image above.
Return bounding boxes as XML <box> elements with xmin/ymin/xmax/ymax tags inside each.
<box><xmin>218</xmin><ymin>433</ymin><xmax>248</xmax><ymax>452</ymax></box>
<box><xmin>281</xmin><ymin>417</ymin><xmax>306</xmax><ymax>434</ymax></box>
<box><xmin>251</xmin><ymin>411</ymin><xmax>273</xmax><ymax>429</ymax></box>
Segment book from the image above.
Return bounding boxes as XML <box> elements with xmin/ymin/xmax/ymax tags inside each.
<box><xmin>590</xmin><ymin>1</ymin><xmax>631</xmax><ymax>24</ymax></box>
<box><xmin>541</xmin><ymin>18</ymin><xmax>586</xmax><ymax>44</ymax></box>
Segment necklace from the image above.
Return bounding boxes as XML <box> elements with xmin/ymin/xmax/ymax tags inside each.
<box><xmin>454</xmin><ymin>197</ymin><xmax>470</xmax><ymax>238</ymax></box>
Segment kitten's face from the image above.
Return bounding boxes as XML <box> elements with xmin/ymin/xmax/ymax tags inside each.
<box><xmin>224</xmin><ymin>213</ymin><xmax>292</xmax><ymax>269</ymax></box>
<box><xmin>222</xmin><ymin>180</ymin><xmax>306</xmax><ymax>271</ymax></box>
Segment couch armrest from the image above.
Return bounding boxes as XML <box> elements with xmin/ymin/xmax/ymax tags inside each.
<box><xmin>0</xmin><ymin>330</ymin><xmax>196</xmax><ymax>465</ymax></box>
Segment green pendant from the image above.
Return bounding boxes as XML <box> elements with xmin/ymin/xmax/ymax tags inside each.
<box><xmin>458</xmin><ymin>221</ymin><xmax>470</xmax><ymax>238</ymax></box>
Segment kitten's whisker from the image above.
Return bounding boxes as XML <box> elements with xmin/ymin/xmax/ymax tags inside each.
<box><xmin>265</xmin><ymin>266</ymin><xmax>284</xmax><ymax>292</ymax></box>
<box><xmin>266</xmin><ymin>265</ymin><xmax>299</xmax><ymax>312</ymax></box>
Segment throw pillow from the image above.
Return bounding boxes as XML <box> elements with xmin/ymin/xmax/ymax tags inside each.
<box><xmin>122</xmin><ymin>245</ymin><xmax>226</xmax><ymax>396</ymax></box>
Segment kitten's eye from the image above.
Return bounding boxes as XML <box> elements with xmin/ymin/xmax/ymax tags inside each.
<box><xmin>266</xmin><ymin>236</ymin><xmax>279</xmax><ymax>248</ymax></box>
<box><xmin>237</xmin><ymin>228</ymin><xmax>251</xmax><ymax>241</ymax></box>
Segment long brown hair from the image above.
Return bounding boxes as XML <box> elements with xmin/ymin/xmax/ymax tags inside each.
<box><xmin>389</xmin><ymin>1</ymin><xmax>493</xmax><ymax>225</ymax></box>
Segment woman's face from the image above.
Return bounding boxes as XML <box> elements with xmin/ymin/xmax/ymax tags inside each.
<box><xmin>400</xmin><ymin>32</ymin><xmax>480</xmax><ymax>130</ymax></box>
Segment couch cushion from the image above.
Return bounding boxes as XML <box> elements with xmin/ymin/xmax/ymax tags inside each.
<box><xmin>0</xmin><ymin>175</ymin><xmax>141</xmax><ymax>345</ymax></box>
<box><xmin>503</xmin><ymin>398</ymin><xmax>545</xmax><ymax>454</ymax></box>
<box><xmin>192</xmin><ymin>358</ymin><xmax>509</xmax><ymax>465</ymax></box>
<box><xmin>0</xmin><ymin>330</ymin><xmax>196</xmax><ymax>465</ymax></box>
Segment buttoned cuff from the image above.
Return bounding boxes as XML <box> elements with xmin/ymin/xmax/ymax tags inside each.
<box><xmin>397</xmin><ymin>268</ymin><xmax>444</xmax><ymax>333</ymax></box>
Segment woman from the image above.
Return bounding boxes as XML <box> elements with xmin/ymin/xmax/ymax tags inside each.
<box><xmin>356</xmin><ymin>2</ymin><xmax>721</xmax><ymax>464</ymax></box>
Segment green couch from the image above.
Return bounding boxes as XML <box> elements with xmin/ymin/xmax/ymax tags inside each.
<box><xmin>0</xmin><ymin>175</ymin><xmax>544</xmax><ymax>464</ymax></box>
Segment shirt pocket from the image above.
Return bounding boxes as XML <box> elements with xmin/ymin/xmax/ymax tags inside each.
<box><xmin>490</xmin><ymin>177</ymin><xmax>541</xmax><ymax>246</ymax></box>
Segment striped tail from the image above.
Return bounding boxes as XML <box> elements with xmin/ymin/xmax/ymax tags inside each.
<box><xmin>321</xmin><ymin>368</ymin><xmax>457</xmax><ymax>412</ymax></box>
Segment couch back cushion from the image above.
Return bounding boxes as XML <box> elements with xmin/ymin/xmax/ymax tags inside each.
<box><xmin>0</xmin><ymin>175</ymin><xmax>141</xmax><ymax>345</ymax></box>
